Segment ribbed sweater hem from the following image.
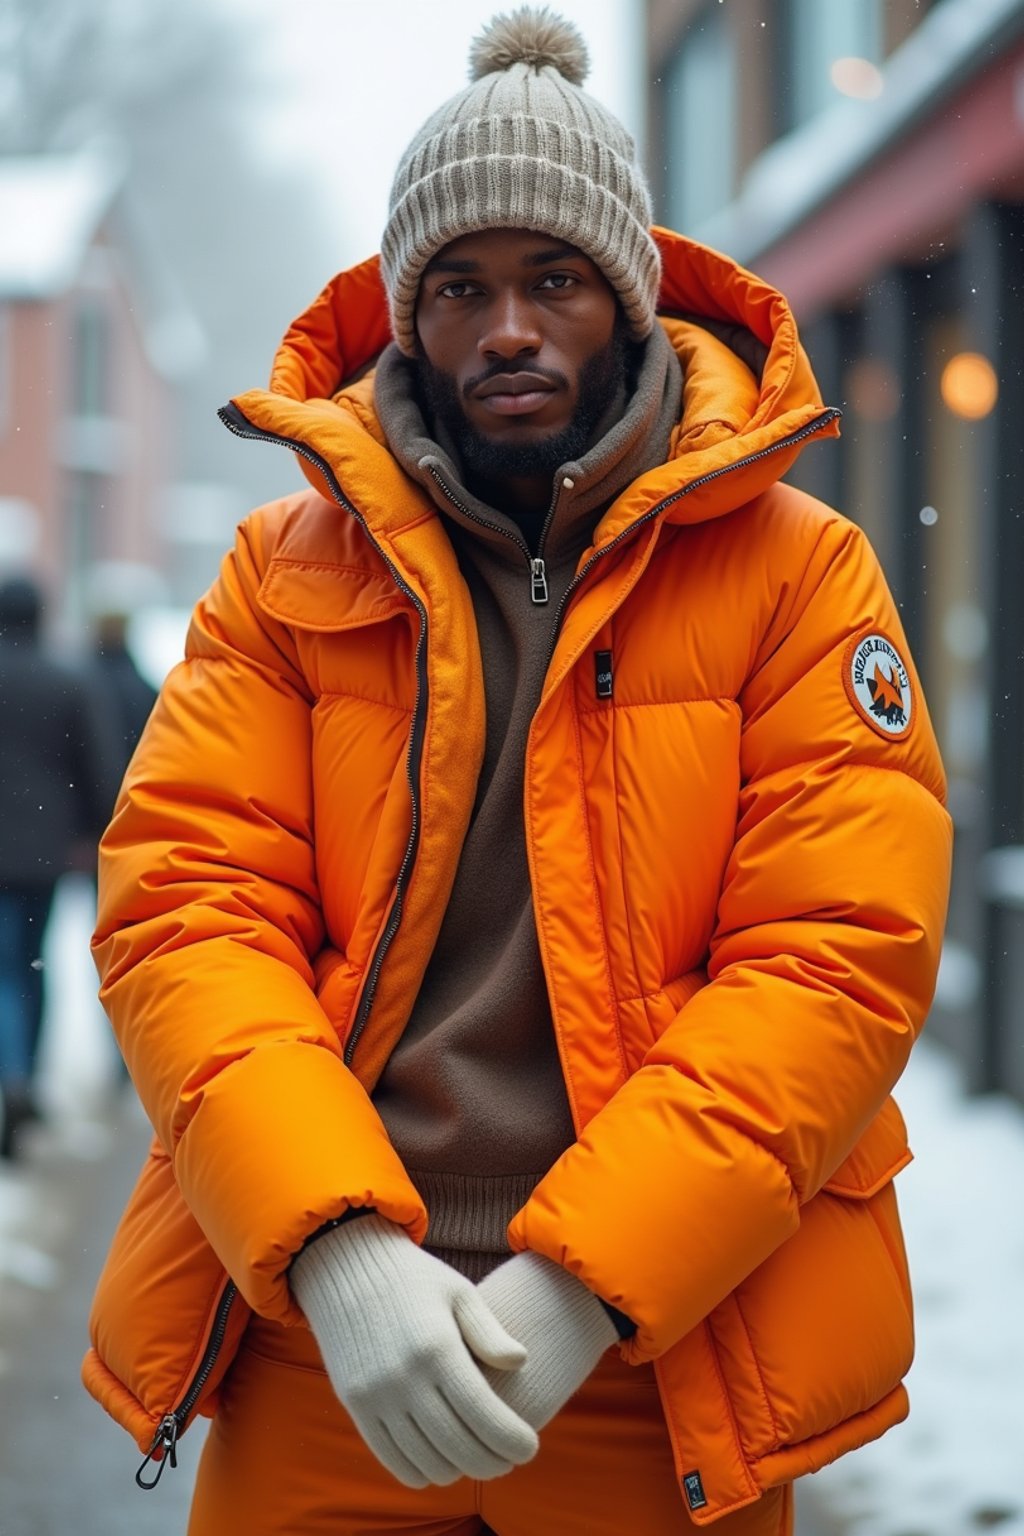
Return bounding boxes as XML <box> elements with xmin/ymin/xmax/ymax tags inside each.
<box><xmin>411</xmin><ymin>1168</ymin><xmax>543</xmax><ymax>1279</ymax></box>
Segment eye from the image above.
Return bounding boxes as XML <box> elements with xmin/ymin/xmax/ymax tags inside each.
<box><xmin>537</xmin><ymin>272</ymin><xmax>578</xmax><ymax>291</ymax></box>
<box><xmin>437</xmin><ymin>281</ymin><xmax>481</xmax><ymax>300</ymax></box>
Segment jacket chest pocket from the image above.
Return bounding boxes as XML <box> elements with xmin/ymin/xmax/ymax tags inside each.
<box><xmin>256</xmin><ymin>552</ymin><xmax>416</xmax><ymax>703</ymax></box>
<box><xmin>705</xmin><ymin>1096</ymin><xmax>914</xmax><ymax>1461</ymax></box>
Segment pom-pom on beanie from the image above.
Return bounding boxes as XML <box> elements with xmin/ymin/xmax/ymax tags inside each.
<box><xmin>380</xmin><ymin>6</ymin><xmax>661</xmax><ymax>356</ymax></box>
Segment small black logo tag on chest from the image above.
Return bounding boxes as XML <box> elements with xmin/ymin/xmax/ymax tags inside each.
<box><xmin>595</xmin><ymin>649</ymin><xmax>614</xmax><ymax>699</ymax></box>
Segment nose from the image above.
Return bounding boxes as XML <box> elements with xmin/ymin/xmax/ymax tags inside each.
<box><xmin>479</xmin><ymin>289</ymin><xmax>542</xmax><ymax>360</ymax></box>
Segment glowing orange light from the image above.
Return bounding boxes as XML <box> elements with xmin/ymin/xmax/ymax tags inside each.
<box><xmin>940</xmin><ymin>353</ymin><xmax>999</xmax><ymax>420</ymax></box>
<box><xmin>830</xmin><ymin>57</ymin><xmax>884</xmax><ymax>100</ymax></box>
<box><xmin>847</xmin><ymin>358</ymin><xmax>901</xmax><ymax>422</ymax></box>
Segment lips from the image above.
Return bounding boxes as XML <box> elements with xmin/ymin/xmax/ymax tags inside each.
<box><xmin>473</xmin><ymin>372</ymin><xmax>557</xmax><ymax>418</ymax></box>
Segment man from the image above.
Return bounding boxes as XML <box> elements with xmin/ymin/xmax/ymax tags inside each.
<box><xmin>83</xmin><ymin>10</ymin><xmax>952</xmax><ymax>1535</ymax></box>
<box><xmin>0</xmin><ymin>575</ymin><xmax>119</xmax><ymax>1156</ymax></box>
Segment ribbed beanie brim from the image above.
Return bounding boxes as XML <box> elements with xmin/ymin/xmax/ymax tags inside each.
<box><xmin>380</xmin><ymin>9</ymin><xmax>661</xmax><ymax>355</ymax></box>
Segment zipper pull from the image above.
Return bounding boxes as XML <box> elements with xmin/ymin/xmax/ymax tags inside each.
<box><xmin>136</xmin><ymin>1413</ymin><xmax>180</xmax><ymax>1490</ymax></box>
<box><xmin>530</xmin><ymin>558</ymin><xmax>549</xmax><ymax>605</ymax></box>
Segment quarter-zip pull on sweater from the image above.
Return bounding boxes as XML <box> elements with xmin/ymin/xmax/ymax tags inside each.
<box><xmin>371</xmin><ymin>326</ymin><xmax>683</xmax><ymax>1279</ymax></box>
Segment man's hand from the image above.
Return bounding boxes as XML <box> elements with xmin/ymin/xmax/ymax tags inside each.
<box><xmin>290</xmin><ymin>1214</ymin><xmax>539</xmax><ymax>1487</ymax></box>
<box><xmin>476</xmin><ymin>1252</ymin><xmax>619</xmax><ymax>1430</ymax></box>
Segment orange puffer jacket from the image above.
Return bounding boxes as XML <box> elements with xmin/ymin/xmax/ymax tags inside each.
<box><xmin>84</xmin><ymin>228</ymin><xmax>951</xmax><ymax>1521</ymax></box>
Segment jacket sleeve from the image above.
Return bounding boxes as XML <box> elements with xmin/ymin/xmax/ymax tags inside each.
<box><xmin>92</xmin><ymin>509</ymin><xmax>426</xmax><ymax>1324</ymax></box>
<box><xmin>509</xmin><ymin>509</ymin><xmax>952</xmax><ymax>1363</ymax></box>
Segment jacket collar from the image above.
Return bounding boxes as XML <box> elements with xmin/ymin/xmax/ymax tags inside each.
<box><xmin>370</xmin><ymin>322</ymin><xmax>682</xmax><ymax>570</ymax></box>
<box><xmin>225</xmin><ymin>228</ymin><xmax>838</xmax><ymax>548</ymax></box>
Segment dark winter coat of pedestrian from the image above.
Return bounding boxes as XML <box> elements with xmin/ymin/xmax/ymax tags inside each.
<box><xmin>89</xmin><ymin>626</ymin><xmax>158</xmax><ymax>778</ymax></box>
<box><xmin>0</xmin><ymin>575</ymin><xmax>121</xmax><ymax>1154</ymax></box>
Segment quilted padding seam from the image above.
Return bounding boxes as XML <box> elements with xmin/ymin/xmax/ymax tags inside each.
<box><xmin>609</xmin><ymin>663</ymin><xmax>647</xmax><ymax>1012</ymax></box>
<box><xmin>385</xmin><ymin>508</ymin><xmax>442</xmax><ymax>541</ymax></box>
<box><xmin>615</xmin><ymin>984</ymin><xmax>666</xmax><ymax>1005</ymax></box>
<box><xmin>864</xmin><ymin>1193</ymin><xmax>913</xmax><ymax>1317</ymax></box>
<box><xmin>660</xmin><ymin>1067</ymin><xmax>799</xmax><ymax>1197</ymax></box>
<box><xmin>820</xmin><ymin>756</ymin><xmax>949</xmax><ymax>809</ymax></box>
<box><xmin>823</xmin><ymin>1145</ymin><xmax>911</xmax><ymax>1198</ymax></box>
<box><xmin>577</xmin><ymin>695</ymin><xmax>732</xmax><ymax>717</ymax></box>
<box><xmin>731</xmin><ymin>1293</ymin><xmax>783</xmax><ymax>1448</ymax></box>
<box><xmin>701</xmin><ymin>1319</ymin><xmax>763</xmax><ymax>1503</ymax></box>
<box><xmin>615</xmin><ymin>968</ymin><xmax>708</xmax><ymax>1006</ymax></box>
<box><xmin>571</xmin><ymin>693</ymin><xmax>629</xmax><ymax>1086</ymax></box>
<box><xmin>737</xmin><ymin>751</ymin><xmax>947</xmax><ymax>803</ymax></box>
<box><xmin>265</xmin><ymin>558</ymin><xmax>392</xmax><ymax>578</ymax></box>
<box><xmin>528</xmin><ymin>770</ymin><xmax>582</xmax><ymax>1128</ymax></box>
<box><xmin>178</xmin><ymin>655</ymin><xmax>312</xmax><ymax>706</ymax></box>
<box><xmin>314</xmin><ymin>690</ymin><xmax>412</xmax><ymax>713</ymax></box>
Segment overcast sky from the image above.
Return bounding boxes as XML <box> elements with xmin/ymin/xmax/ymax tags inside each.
<box><xmin>228</xmin><ymin>0</ymin><xmax>641</xmax><ymax>269</ymax></box>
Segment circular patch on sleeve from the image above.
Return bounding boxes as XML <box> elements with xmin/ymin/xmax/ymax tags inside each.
<box><xmin>843</xmin><ymin>632</ymin><xmax>914</xmax><ymax>740</ymax></box>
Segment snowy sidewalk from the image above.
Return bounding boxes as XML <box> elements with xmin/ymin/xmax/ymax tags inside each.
<box><xmin>804</xmin><ymin>1039</ymin><xmax>1024</xmax><ymax>1536</ymax></box>
<box><xmin>0</xmin><ymin>1095</ymin><xmax>200</xmax><ymax>1534</ymax></box>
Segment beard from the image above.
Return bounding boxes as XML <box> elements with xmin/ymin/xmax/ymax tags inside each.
<box><xmin>414</xmin><ymin>319</ymin><xmax>635</xmax><ymax>483</ymax></box>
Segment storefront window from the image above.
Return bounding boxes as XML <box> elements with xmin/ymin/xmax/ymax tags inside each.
<box><xmin>921</xmin><ymin>314</ymin><xmax>985</xmax><ymax>781</ymax></box>
<box><xmin>662</xmin><ymin>5</ymin><xmax>736</xmax><ymax>232</ymax></box>
<box><xmin>72</xmin><ymin>299</ymin><xmax>110</xmax><ymax>417</ymax></box>
<box><xmin>786</xmin><ymin>0</ymin><xmax>882</xmax><ymax>128</ymax></box>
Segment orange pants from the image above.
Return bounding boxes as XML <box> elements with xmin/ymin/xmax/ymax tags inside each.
<box><xmin>189</xmin><ymin>1314</ymin><xmax>792</xmax><ymax>1536</ymax></box>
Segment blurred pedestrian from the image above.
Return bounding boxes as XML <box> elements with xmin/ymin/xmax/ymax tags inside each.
<box><xmin>0</xmin><ymin>574</ymin><xmax>120</xmax><ymax>1157</ymax></box>
<box><xmin>83</xmin><ymin>561</ymin><xmax>161</xmax><ymax>779</ymax></box>
<box><xmin>78</xmin><ymin>562</ymin><xmax>164</xmax><ymax>1089</ymax></box>
<box><xmin>89</xmin><ymin>629</ymin><xmax>157</xmax><ymax>775</ymax></box>
<box><xmin>85</xmin><ymin>9</ymin><xmax>951</xmax><ymax>1534</ymax></box>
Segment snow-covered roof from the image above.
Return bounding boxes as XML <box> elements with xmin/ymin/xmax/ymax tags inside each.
<box><xmin>0</xmin><ymin>149</ymin><xmax>123</xmax><ymax>299</ymax></box>
<box><xmin>700</xmin><ymin>0</ymin><xmax>1024</xmax><ymax>264</ymax></box>
<box><xmin>0</xmin><ymin>146</ymin><xmax>204</xmax><ymax>378</ymax></box>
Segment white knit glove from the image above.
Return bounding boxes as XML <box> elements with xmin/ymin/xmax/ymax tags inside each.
<box><xmin>290</xmin><ymin>1214</ymin><xmax>539</xmax><ymax>1487</ymax></box>
<box><xmin>476</xmin><ymin>1251</ymin><xmax>619</xmax><ymax>1430</ymax></box>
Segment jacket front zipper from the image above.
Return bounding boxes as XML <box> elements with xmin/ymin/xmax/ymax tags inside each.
<box><xmin>426</xmin><ymin>463</ymin><xmax>561</xmax><ymax>605</ymax></box>
<box><xmin>134</xmin><ymin>404</ymin><xmax>431</xmax><ymax>1490</ymax></box>
<box><xmin>131</xmin><ymin>397</ymin><xmax>839</xmax><ymax>1489</ymax></box>
<box><xmin>218</xmin><ymin>403</ymin><xmax>430</xmax><ymax>1070</ymax></box>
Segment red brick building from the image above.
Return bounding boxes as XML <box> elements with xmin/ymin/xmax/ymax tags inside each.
<box><xmin>0</xmin><ymin>149</ymin><xmax>193</xmax><ymax>639</ymax></box>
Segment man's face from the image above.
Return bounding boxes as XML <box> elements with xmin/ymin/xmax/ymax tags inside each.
<box><xmin>413</xmin><ymin>228</ymin><xmax>624</xmax><ymax>481</ymax></box>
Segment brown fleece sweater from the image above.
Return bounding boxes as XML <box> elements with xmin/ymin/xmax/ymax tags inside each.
<box><xmin>371</xmin><ymin>327</ymin><xmax>683</xmax><ymax>1279</ymax></box>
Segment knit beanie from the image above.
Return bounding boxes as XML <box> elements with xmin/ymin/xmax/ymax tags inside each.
<box><xmin>380</xmin><ymin>6</ymin><xmax>661</xmax><ymax>356</ymax></box>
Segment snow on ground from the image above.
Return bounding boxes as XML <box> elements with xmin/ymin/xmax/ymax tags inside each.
<box><xmin>33</xmin><ymin>874</ymin><xmax>121</xmax><ymax>1121</ymax></box>
<box><xmin>808</xmin><ymin>1037</ymin><xmax>1024</xmax><ymax>1536</ymax></box>
<box><xmin>2</xmin><ymin>889</ymin><xmax>1023</xmax><ymax>1532</ymax></box>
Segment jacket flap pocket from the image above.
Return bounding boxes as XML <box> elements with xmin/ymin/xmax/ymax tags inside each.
<box><xmin>822</xmin><ymin>1096</ymin><xmax>912</xmax><ymax>1199</ymax></box>
<box><xmin>257</xmin><ymin>556</ymin><xmax>405</xmax><ymax>633</ymax></box>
